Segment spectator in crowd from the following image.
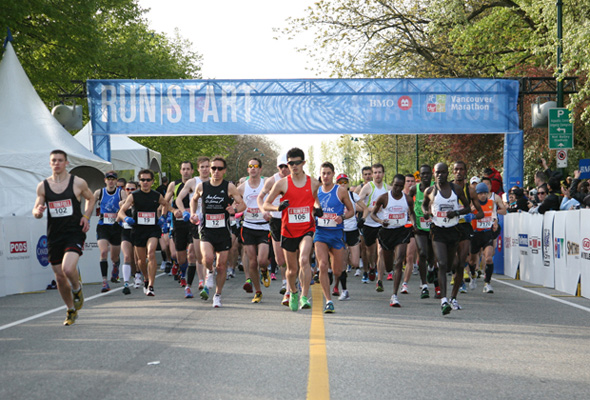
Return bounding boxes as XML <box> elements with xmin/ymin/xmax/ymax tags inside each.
<box><xmin>560</xmin><ymin>182</ymin><xmax>580</xmax><ymax>210</ymax></box>
<box><xmin>569</xmin><ymin>170</ymin><xmax>589</xmax><ymax>203</ymax></box>
<box><xmin>507</xmin><ymin>187</ymin><xmax>529</xmax><ymax>213</ymax></box>
<box><xmin>529</xmin><ymin>178</ymin><xmax>562</xmax><ymax>214</ymax></box>
<box><xmin>482</xmin><ymin>167</ymin><xmax>504</xmax><ymax>196</ymax></box>
<box><xmin>155</xmin><ymin>175</ymin><xmax>169</xmax><ymax>197</ymax></box>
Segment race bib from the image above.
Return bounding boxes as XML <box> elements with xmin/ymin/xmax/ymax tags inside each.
<box><xmin>288</xmin><ymin>206</ymin><xmax>310</xmax><ymax>224</ymax></box>
<box><xmin>245</xmin><ymin>207</ymin><xmax>261</xmax><ymax>221</ymax></box>
<box><xmin>103</xmin><ymin>212</ymin><xmax>117</xmax><ymax>225</ymax></box>
<box><xmin>318</xmin><ymin>212</ymin><xmax>338</xmax><ymax>228</ymax></box>
<box><xmin>137</xmin><ymin>211</ymin><xmax>156</xmax><ymax>225</ymax></box>
<box><xmin>477</xmin><ymin>217</ymin><xmax>493</xmax><ymax>230</ymax></box>
<box><xmin>387</xmin><ymin>212</ymin><xmax>407</xmax><ymax>227</ymax></box>
<box><xmin>419</xmin><ymin>216</ymin><xmax>432</xmax><ymax>230</ymax></box>
<box><xmin>48</xmin><ymin>200</ymin><xmax>73</xmax><ymax>218</ymax></box>
<box><xmin>205</xmin><ymin>213</ymin><xmax>226</xmax><ymax>228</ymax></box>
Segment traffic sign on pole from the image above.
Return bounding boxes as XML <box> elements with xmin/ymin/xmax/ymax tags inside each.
<box><xmin>548</xmin><ymin>108</ymin><xmax>573</xmax><ymax>149</ymax></box>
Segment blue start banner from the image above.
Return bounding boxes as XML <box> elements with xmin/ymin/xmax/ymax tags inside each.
<box><xmin>87</xmin><ymin>78</ymin><xmax>520</xmax><ymax>136</ymax></box>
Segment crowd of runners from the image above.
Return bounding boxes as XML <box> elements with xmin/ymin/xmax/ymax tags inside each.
<box><xmin>33</xmin><ymin>148</ymin><xmax>505</xmax><ymax>326</ymax></box>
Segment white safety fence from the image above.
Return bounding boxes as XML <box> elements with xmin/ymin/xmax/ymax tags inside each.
<box><xmin>0</xmin><ymin>216</ymin><xmax>105</xmax><ymax>297</ymax></box>
<box><xmin>504</xmin><ymin>210</ymin><xmax>590</xmax><ymax>299</ymax></box>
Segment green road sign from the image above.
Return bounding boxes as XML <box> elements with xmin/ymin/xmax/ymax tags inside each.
<box><xmin>549</xmin><ymin>108</ymin><xmax>573</xmax><ymax>149</ymax></box>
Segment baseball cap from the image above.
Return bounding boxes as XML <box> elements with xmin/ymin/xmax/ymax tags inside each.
<box><xmin>470</xmin><ymin>176</ymin><xmax>481</xmax><ymax>185</ymax></box>
<box><xmin>276</xmin><ymin>152</ymin><xmax>288</xmax><ymax>167</ymax></box>
<box><xmin>476</xmin><ymin>182</ymin><xmax>489</xmax><ymax>194</ymax></box>
<box><xmin>105</xmin><ymin>171</ymin><xmax>118</xmax><ymax>179</ymax></box>
<box><xmin>336</xmin><ymin>173</ymin><xmax>349</xmax><ymax>182</ymax></box>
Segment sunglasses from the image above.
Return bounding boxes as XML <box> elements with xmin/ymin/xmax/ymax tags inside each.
<box><xmin>287</xmin><ymin>160</ymin><xmax>304</xmax><ymax>166</ymax></box>
<box><xmin>278</xmin><ymin>164</ymin><xmax>289</xmax><ymax>169</ymax></box>
<box><xmin>125</xmin><ymin>188</ymin><xmax>136</xmax><ymax>191</ymax></box>
<box><xmin>337</xmin><ymin>180</ymin><xmax>348</xmax><ymax>185</ymax></box>
<box><xmin>139</xmin><ymin>178</ymin><xmax>153</xmax><ymax>182</ymax></box>
<box><xmin>211</xmin><ymin>166</ymin><xmax>225</xmax><ymax>171</ymax></box>
<box><xmin>248</xmin><ymin>164</ymin><xmax>260</xmax><ymax>168</ymax></box>
<box><xmin>538</xmin><ymin>191</ymin><xmax>547</xmax><ymax>195</ymax></box>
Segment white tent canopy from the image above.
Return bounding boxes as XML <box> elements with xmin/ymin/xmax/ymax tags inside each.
<box><xmin>75</xmin><ymin>123</ymin><xmax>162</xmax><ymax>179</ymax></box>
<box><xmin>0</xmin><ymin>42</ymin><xmax>112</xmax><ymax>217</ymax></box>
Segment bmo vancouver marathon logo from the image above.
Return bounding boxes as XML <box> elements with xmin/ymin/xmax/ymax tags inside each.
<box><xmin>36</xmin><ymin>235</ymin><xmax>49</xmax><ymax>267</ymax></box>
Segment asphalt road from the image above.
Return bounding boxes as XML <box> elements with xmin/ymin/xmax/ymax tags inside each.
<box><xmin>1</xmin><ymin>267</ymin><xmax>589</xmax><ymax>400</ymax></box>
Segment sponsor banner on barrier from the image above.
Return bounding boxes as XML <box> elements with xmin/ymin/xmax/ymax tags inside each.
<box><xmin>521</xmin><ymin>213</ymin><xmax>544</xmax><ymax>285</ymax></box>
<box><xmin>504</xmin><ymin>213</ymin><xmax>520</xmax><ymax>278</ymax></box>
<box><xmin>0</xmin><ymin>219</ymin><xmax>6</xmax><ymax>297</ymax></box>
<box><xmin>580</xmin><ymin>209</ymin><xmax>590</xmax><ymax>298</ymax></box>
<box><xmin>565</xmin><ymin>210</ymin><xmax>582</xmax><ymax>295</ymax></box>
<box><xmin>553</xmin><ymin>211</ymin><xmax>574</xmax><ymax>294</ymax></box>
<box><xmin>542</xmin><ymin>212</ymin><xmax>556</xmax><ymax>288</ymax></box>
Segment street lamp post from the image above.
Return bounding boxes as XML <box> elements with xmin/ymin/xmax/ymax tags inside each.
<box><xmin>235</xmin><ymin>147</ymin><xmax>258</xmax><ymax>182</ymax></box>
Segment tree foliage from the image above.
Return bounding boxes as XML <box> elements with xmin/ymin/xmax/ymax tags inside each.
<box><xmin>286</xmin><ymin>0</ymin><xmax>590</xmax><ymax>179</ymax></box>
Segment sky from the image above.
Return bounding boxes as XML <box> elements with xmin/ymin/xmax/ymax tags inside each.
<box><xmin>138</xmin><ymin>0</ymin><xmax>338</xmax><ymax>161</ymax></box>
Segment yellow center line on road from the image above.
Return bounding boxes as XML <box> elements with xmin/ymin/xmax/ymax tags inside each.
<box><xmin>306</xmin><ymin>283</ymin><xmax>330</xmax><ymax>400</ymax></box>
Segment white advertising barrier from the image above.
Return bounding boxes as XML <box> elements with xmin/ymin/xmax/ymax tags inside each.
<box><xmin>553</xmin><ymin>211</ymin><xmax>578</xmax><ymax>295</ymax></box>
<box><xmin>542</xmin><ymin>212</ymin><xmax>556</xmax><ymax>288</ymax></box>
<box><xmin>520</xmin><ymin>213</ymin><xmax>544</xmax><ymax>286</ymax></box>
<box><xmin>579</xmin><ymin>209</ymin><xmax>590</xmax><ymax>298</ymax></box>
<box><xmin>503</xmin><ymin>213</ymin><xmax>520</xmax><ymax>278</ymax></box>
<box><xmin>564</xmin><ymin>210</ymin><xmax>581</xmax><ymax>294</ymax></box>
<box><xmin>0</xmin><ymin>216</ymin><xmax>105</xmax><ymax>297</ymax></box>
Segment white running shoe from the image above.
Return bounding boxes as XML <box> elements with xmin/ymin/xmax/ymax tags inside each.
<box><xmin>212</xmin><ymin>294</ymin><xmax>222</xmax><ymax>308</ymax></box>
<box><xmin>227</xmin><ymin>268</ymin><xmax>235</xmax><ymax>278</ymax></box>
<box><xmin>389</xmin><ymin>294</ymin><xmax>401</xmax><ymax>307</ymax></box>
<box><xmin>483</xmin><ymin>283</ymin><xmax>494</xmax><ymax>293</ymax></box>
<box><xmin>339</xmin><ymin>290</ymin><xmax>350</xmax><ymax>301</ymax></box>
<box><xmin>400</xmin><ymin>283</ymin><xmax>409</xmax><ymax>294</ymax></box>
<box><xmin>451</xmin><ymin>298</ymin><xmax>462</xmax><ymax>310</ymax></box>
<box><xmin>469</xmin><ymin>277</ymin><xmax>477</xmax><ymax>290</ymax></box>
<box><xmin>160</xmin><ymin>261</ymin><xmax>166</xmax><ymax>271</ymax></box>
<box><xmin>354</xmin><ymin>269</ymin><xmax>361</xmax><ymax>277</ymax></box>
<box><xmin>412</xmin><ymin>264</ymin><xmax>419</xmax><ymax>275</ymax></box>
<box><xmin>206</xmin><ymin>269</ymin><xmax>215</xmax><ymax>289</ymax></box>
<box><xmin>134</xmin><ymin>274</ymin><xmax>142</xmax><ymax>289</ymax></box>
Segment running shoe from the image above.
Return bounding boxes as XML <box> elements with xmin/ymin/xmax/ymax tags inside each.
<box><xmin>299</xmin><ymin>295</ymin><xmax>311</xmax><ymax>310</ymax></box>
<box><xmin>324</xmin><ymin>301</ymin><xmax>335</xmax><ymax>314</ymax></box>
<box><xmin>469</xmin><ymin>276</ymin><xmax>477</xmax><ymax>290</ymax></box>
<box><xmin>184</xmin><ymin>287</ymin><xmax>194</xmax><ymax>298</ymax></box>
<box><xmin>270</xmin><ymin>272</ymin><xmax>277</xmax><ymax>281</ymax></box>
<box><xmin>198</xmin><ymin>280</ymin><xmax>204</xmax><ymax>290</ymax></box>
<box><xmin>346</xmin><ymin>265</ymin><xmax>352</xmax><ymax>273</ymax></box>
<box><xmin>401</xmin><ymin>282</ymin><xmax>409</xmax><ymax>294</ymax></box>
<box><xmin>313</xmin><ymin>273</ymin><xmax>320</xmax><ymax>283</ymax></box>
<box><xmin>206</xmin><ymin>270</ymin><xmax>215</xmax><ymax>289</ymax></box>
<box><xmin>146</xmin><ymin>286</ymin><xmax>155</xmax><ymax>296</ymax></box>
<box><xmin>72</xmin><ymin>286</ymin><xmax>84</xmax><ymax>310</ymax></box>
<box><xmin>361</xmin><ymin>272</ymin><xmax>369</xmax><ymax>284</ymax></box>
<box><xmin>165</xmin><ymin>262</ymin><xmax>172</xmax><ymax>274</ymax></box>
<box><xmin>420</xmin><ymin>286</ymin><xmax>430</xmax><ymax>299</ymax></box>
<box><xmin>101</xmin><ymin>282</ymin><xmax>110</xmax><ymax>293</ymax></box>
<box><xmin>160</xmin><ymin>261</ymin><xmax>166</xmax><ymax>271</ymax></box>
<box><xmin>339</xmin><ymin>290</ymin><xmax>350</xmax><ymax>301</ymax></box>
<box><xmin>171</xmin><ymin>263</ymin><xmax>178</xmax><ymax>277</ymax></box>
<box><xmin>111</xmin><ymin>265</ymin><xmax>120</xmax><ymax>283</ymax></box>
<box><xmin>354</xmin><ymin>269</ymin><xmax>361</xmax><ymax>277</ymax></box>
<box><xmin>441</xmin><ymin>301</ymin><xmax>452</xmax><ymax>315</ymax></box>
<box><xmin>282</xmin><ymin>293</ymin><xmax>290</xmax><ymax>306</ymax></box>
<box><xmin>179</xmin><ymin>277</ymin><xmax>187</xmax><ymax>288</ymax></box>
<box><xmin>212</xmin><ymin>294</ymin><xmax>222</xmax><ymax>308</ymax></box>
<box><xmin>243</xmin><ymin>278</ymin><xmax>253</xmax><ymax>293</ymax></box>
<box><xmin>200</xmin><ymin>286</ymin><xmax>210</xmax><ymax>300</ymax></box>
<box><xmin>227</xmin><ymin>268</ymin><xmax>235</xmax><ymax>278</ymax></box>
<box><xmin>459</xmin><ymin>283</ymin><xmax>467</xmax><ymax>293</ymax></box>
<box><xmin>450</xmin><ymin>276</ymin><xmax>455</xmax><ymax>286</ymax></box>
<box><xmin>261</xmin><ymin>269</ymin><xmax>271</xmax><ymax>288</ymax></box>
<box><xmin>451</xmin><ymin>298</ymin><xmax>462</xmax><ymax>310</ymax></box>
<box><xmin>412</xmin><ymin>264</ymin><xmax>419</xmax><ymax>275</ymax></box>
<box><xmin>63</xmin><ymin>309</ymin><xmax>77</xmax><ymax>326</ymax></box>
<box><xmin>134</xmin><ymin>274</ymin><xmax>142</xmax><ymax>289</ymax></box>
<box><xmin>332</xmin><ymin>287</ymin><xmax>340</xmax><ymax>297</ymax></box>
<box><xmin>289</xmin><ymin>292</ymin><xmax>299</xmax><ymax>311</ymax></box>
<box><xmin>368</xmin><ymin>268</ymin><xmax>376</xmax><ymax>282</ymax></box>
<box><xmin>386</xmin><ymin>272</ymin><xmax>393</xmax><ymax>281</ymax></box>
<box><xmin>389</xmin><ymin>294</ymin><xmax>401</xmax><ymax>307</ymax></box>
<box><xmin>122</xmin><ymin>283</ymin><xmax>131</xmax><ymax>295</ymax></box>
<box><xmin>376</xmin><ymin>280</ymin><xmax>384</xmax><ymax>292</ymax></box>
<box><xmin>252</xmin><ymin>292</ymin><xmax>262</xmax><ymax>303</ymax></box>
<box><xmin>483</xmin><ymin>283</ymin><xmax>494</xmax><ymax>294</ymax></box>
<box><xmin>143</xmin><ymin>281</ymin><xmax>148</xmax><ymax>294</ymax></box>
<box><xmin>434</xmin><ymin>286</ymin><xmax>442</xmax><ymax>299</ymax></box>
<box><xmin>426</xmin><ymin>267</ymin><xmax>436</xmax><ymax>283</ymax></box>
<box><xmin>463</xmin><ymin>270</ymin><xmax>471</xmax><ymax>283</ymax></box>
<box><xmin>280</xmin><ymin>282</ymin><xmax>287</xmax><ymax>295</ymax></box>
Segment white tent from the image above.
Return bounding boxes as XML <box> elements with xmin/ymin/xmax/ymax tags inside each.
<box><xmin>0</xmin><ymin>42</ymin><xmax>113</xmax><ymax>217</ymax></box>
<box><xmin>75</xmin><ymin>123</ymin><xmax>162</xmax><ymax>179</ymax></box>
